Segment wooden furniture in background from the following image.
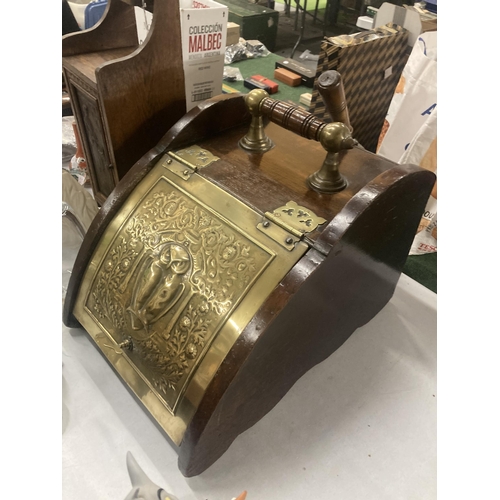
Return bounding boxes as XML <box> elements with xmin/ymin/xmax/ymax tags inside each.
<box><xmin>62</xmin><ymin>0</ymin><xmax>186</xmax><ymax>205</ymax></box>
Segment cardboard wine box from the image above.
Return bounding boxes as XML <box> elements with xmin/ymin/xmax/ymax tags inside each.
<box><xmin>136</xmin><ymin>1</ymin><xmax>228</xmax><ymax>112</ymax></box>
<box><xmin>179</xmin><ymin>0</ymin><xmax>228</xmax><ymax>111</ymax></box>
<box><xmin>310</xmin><ymin>24</ymin><xmax>408</xmax><ymax>152</ymax></box>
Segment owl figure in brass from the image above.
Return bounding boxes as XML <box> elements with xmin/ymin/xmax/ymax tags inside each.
<box><xmin>127</xmin><ymin>243</ymin><xmax>192</xmax><ymax>336</ymax></box>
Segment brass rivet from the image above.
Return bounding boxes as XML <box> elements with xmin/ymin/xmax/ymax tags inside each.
<box><xmin>263</xmin><ymin>221</ymin><xmax>270</xmax><ymax>228</ymax></box>
<box><xmin>119</xmin><ymin>338</ymin><xmax>133</xmax><ymax>351</ymax></box>
<box><xmin>183</xmin><ymin>170</ymin><xmax>189</xmax><ymax>176</ymax></box>
<box><xmin>167</xmin><ymin>159</ymin><xmax>172</xmax><ymax>164</ymax></box>
<box><xmin>285</xmin><ymin>237</ymin><xmax>293</xmax><ymax>245</ymax></box>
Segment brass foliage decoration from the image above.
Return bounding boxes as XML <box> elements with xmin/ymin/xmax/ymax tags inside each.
<box><xmin>135</xmin><ymin>300</ymin><xmax>211</xmax><ymax>393</ymax></box>
<box><xmin>92</xmin><ymin>236</ymin><xmax>140</xmax><ymax>331</ymax></box>
<box><xmin>87</xmin><ymin>185</ymin><xmax>268</xmax><ymax>409</ymax></box>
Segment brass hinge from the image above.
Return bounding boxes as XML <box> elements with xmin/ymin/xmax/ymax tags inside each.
<box><xmin>163</xmin><ymin>145</ymin><xmax>220</xmax><ymax>180</ymax></box>
<box><xmin>258</xmin><ymin>201</ymin><xmax>327</xmax><ymax>251</ymax></box>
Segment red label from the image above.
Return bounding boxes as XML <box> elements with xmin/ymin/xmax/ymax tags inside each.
<box><xmin>188</xmin><ymin>33</ymin><xmax>222</xmax><ymax>52</ymax></box>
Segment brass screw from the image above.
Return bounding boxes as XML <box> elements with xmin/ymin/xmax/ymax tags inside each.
<box><xmin>118</xmin><ymin>338</ymin><xmax>133</xmax><ymax>351</ymax></box>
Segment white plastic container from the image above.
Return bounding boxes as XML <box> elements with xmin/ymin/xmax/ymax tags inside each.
<box><xmin>67</xmin><ymin>0</ymin><xmax>91</xmax><ymax>30</ymax></box>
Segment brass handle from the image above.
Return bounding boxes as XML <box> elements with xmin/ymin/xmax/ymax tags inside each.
<box><xmin>239</xmin><ymin>89</ymin><xmax>327</xmax><ymax>153</ymax></box>
<box><xmin>239</xmin><ymin>89</ymin><xmax>357</xmax><ymax>193</ymax></box>
<box><xmin>307</xmin><ymin>123</ymin><xmax>357</xmax><ymax>193</ymax></box>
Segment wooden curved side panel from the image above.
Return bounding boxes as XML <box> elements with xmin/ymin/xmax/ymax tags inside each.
<box><xmin>178</xmin><ymin>165</ymin><xmax>436</xmax><ymax>476</ymax></box>
<box><xmin>159</xmin><ymin>94</ymin><xmax>250</xmax><ymax>151</ymax></box>
<box><xmin>95</xmin><ymin>0</ymin><xmax>186</xmax><ymax>179</ymax></box>
<box><xmin>62</xmin><ymin>0</ymin><xmax>138</xmax><ymax>56</ymax></box>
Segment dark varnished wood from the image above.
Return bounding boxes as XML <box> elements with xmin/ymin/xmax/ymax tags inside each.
<box><xmin>197</xmin><ymin>121</ymin><xmax>394</xmax><ymax>240</ymax></box>
<box><xmin>260</xmin><ymin>98</ymin><xmax>326</xmax><ymax>141</ymax></box>
<box><xmin>178</xmin><ymin>164</ymin><xmax>435</xmax><ymax>476</ymax></box>
<box><xmin>63</xmin><ymin>93</ymin><xmax>436</xmax><ymax>476</ymax></box>
<box><xmin>317</xmin><ymin>70</ymin><xmax>352</xmax><ymax>131</ymax></box>
<box><xmin>62</xmin><ymin>0</ymin><xmax>186</xmax><ymax>205</ymax></box>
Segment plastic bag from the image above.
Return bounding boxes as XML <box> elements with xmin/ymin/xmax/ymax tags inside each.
<box><xmin>377</xmin><ymin>31</ymin><xmax>437</xmax><ymax>255</ymax></box>
<box><xmin>223</xmin><ymin>66</ymin><xmax>244</xmax><ymax>82</ymax></box>
<box><xmin>224</xmin><ymin>38</ymin><xmax>270</xmax><ymax>64</ymax></box>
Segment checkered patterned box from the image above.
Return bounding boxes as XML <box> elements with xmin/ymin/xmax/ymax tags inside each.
<box><xmin>310</xmin><ymin>24</ymin><xmax>408</xmax><ymax>153</ymax></box>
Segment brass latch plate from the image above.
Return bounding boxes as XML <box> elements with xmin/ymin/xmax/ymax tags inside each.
<box><xmin>258</xmin><ymin>201</ymin><xmax>327</xmax><ymax>249</ymax></box>
<box><xmin>163</xmin><ymin>146</ymin><xmax>220</xmax><ymax>181</ymax></box>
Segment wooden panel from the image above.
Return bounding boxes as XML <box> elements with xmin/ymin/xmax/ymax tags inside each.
<box><xmin>62</xmin><ymin>47</ymin><xmax>137</xmax><ymax>89</ymax></box>
<box><xmin>62</xmin><ymin>0</ymin><xmax>138</xmax><ymax>57</ymax></box>
<box><xmin>69</xmin><ymin>81</ymin><xmax>117</xmax><ymax>203</ymax></box>
<box><xmin>96</xmin><ymin>0</ymin><xmax>187</xmax><ymax>181</ymax></box>
<box><xmin>178</xmin><ymin>165</ymin><xmax>436</xmax><ymax>476</ymax></box>
<box><xmin>62</xmin><ymin>0</ymin><xmax>187</xmax><ymax>204</ymax></box>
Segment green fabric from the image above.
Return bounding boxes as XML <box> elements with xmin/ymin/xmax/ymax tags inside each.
<box><xmin>403</xmin><ymin>253</ymin><xmax>437</xmax><ymax>294</ymax></box>
<box><xmin>226</xmin><ymin>53</ymin><xmax>311</xmax><ymax>104</ymax></box>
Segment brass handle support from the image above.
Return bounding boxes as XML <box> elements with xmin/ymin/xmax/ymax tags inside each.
<box><xmin>239</xmin><ymin>90</ymin><xmax>275</xmax><ymax>153</ymax></box>
<box><xmin>307</xmin><ymin>123</ymin><xmax>357</xmax><ymax>193</ymax></box>
<box><xmin>239</xmin><ymin>89</ymin><xmax>357</xmax><ymax>193</ymax></box>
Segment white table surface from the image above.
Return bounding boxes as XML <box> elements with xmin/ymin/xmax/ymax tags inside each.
<box><xmin>62</xmin><ymin>273</ymin><xmax>436</xmax><ymax>500</ymax></box>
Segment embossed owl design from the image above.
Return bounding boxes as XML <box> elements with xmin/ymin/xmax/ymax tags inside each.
<box><xmin>127</xmin><ymin>243</ymin><xmax>192</xmax><ymax>334</ymax></box>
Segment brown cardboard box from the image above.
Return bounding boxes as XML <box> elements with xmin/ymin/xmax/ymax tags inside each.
<box><xmin>274</xmin><ymin>68</ymin><xmax>302</xmax><ymax>87</ymax></box>
<box><xmin>226</xmin><ymin>22</ymin><xmax>240</xmax><ymax>46</ymax></box>
<box><xmin>421</xmin><ymin>18</ymin><xmax>437</xmax><ymax>32</ymax></box>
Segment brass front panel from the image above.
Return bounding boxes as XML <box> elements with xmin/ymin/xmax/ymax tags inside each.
<box><xmin>74</xmin><ymin>152</ymin><xmax>308</xmax><ymax>445</ymax></box>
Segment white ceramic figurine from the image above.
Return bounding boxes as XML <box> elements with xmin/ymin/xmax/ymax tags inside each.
<box><xmin>124</xmin><ymin>452</ymin><xmax>179</xmax><ymax>500</ymax></box>
<box><xmin>123</xmin><ymin>451</ymin><xmax>247</xmax><ymax>500</ymax></box>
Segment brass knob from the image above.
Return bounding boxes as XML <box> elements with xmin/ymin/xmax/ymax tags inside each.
<box><xmin>244</xmin><ymin>89</ymin><xmax>268</xmax><ymax>116</ymax></box>
<box><xmin>239</xmin><ymin>90</ymin><xmax>275</xmax><ymax>153</ymax></box>
<box><xmin>319</xmin><ymin>122</ymin><xmax>356</xmax><ymax>152</ymax></box>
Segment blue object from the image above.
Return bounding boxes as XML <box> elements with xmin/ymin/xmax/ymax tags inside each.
<box><xmin>425</xmin><ymin>0</ymin><xmax>437</xmax><ymax>14</ymax></box>
<box><xmin>84</xmin><ymin>0</ymin><xmax>108</xmax><ymax>29</ymax></box>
